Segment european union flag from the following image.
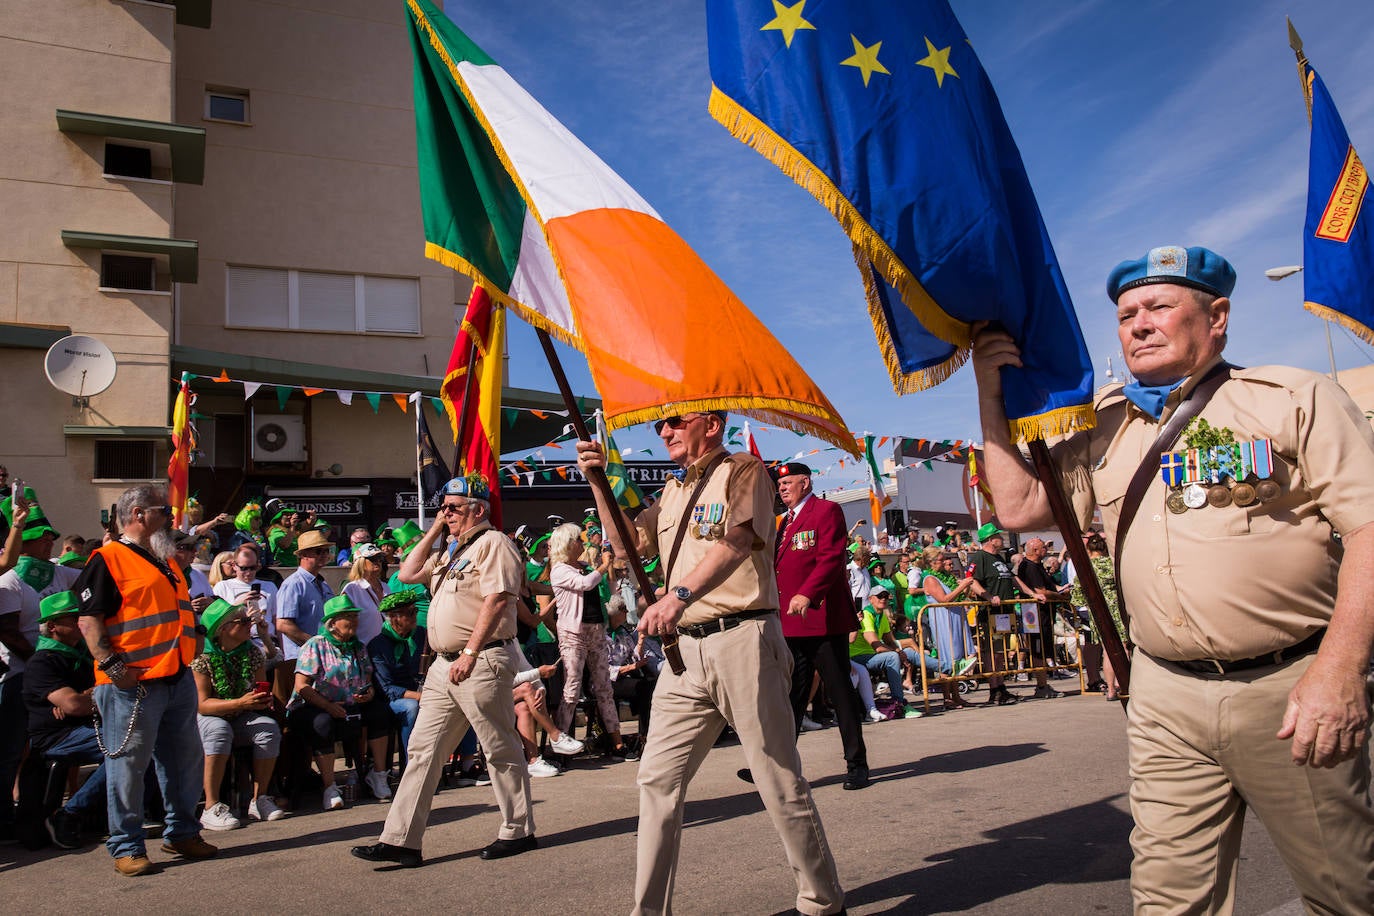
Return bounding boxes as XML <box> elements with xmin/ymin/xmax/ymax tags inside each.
<box><xmin>1302</xmin><ymin>63</ymin><xmax>1373</xmax><ymax>345</ymax></box>
<box><xmin>707</xmin><ymin>0</ymin><xmax>1094</xmax><ymax>442</ymax></box>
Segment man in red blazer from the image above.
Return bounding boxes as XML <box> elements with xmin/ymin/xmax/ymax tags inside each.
<box><xmin>773</xmin><ymin>462</ymin><xmax>870</xmax><ymax>791</ymax></box>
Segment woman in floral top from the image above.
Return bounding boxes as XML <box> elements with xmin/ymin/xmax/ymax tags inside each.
<box><xmin>1069</xmin><ymin>532</ymin><xmax>1125</xmax><ymax>700</ymax></box>
<box><xmin>287</xmin><ymin>595</ymin><xmax>392</xmax><ymax>809</ymax></box>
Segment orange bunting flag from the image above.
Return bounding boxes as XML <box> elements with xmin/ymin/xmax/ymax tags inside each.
<box><xmin>303</xmin><ymin>387</ymin><xmax>324</xmax><ymax>397</ymax></box>
<box><xmin>214</xmin><ymin>369</ymin><xmax>230</xmax><ymax>383</ymax></box>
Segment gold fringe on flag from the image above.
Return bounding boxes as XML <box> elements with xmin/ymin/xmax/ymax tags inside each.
<box><xmin>1305</xmin><ymin>301</ymin><xmax>1374</xmax><ymax>346</ymax></box>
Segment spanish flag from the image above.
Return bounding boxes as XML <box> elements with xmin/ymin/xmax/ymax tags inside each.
<box><xmin>168</xmin><ymin>372</ymin><xmax>193</xmax><ymax>527</ymax></box>
<box><xmin>440</xmin><ymin>286</ymin><xmax>504</xmax><ymax>527</ymax></box>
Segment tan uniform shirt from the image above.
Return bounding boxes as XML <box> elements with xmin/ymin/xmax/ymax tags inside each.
<box><xmin>1050</xmin><ymin>356</ymin><xmax>1374</xmax><ymax>661</ymax></box>
<box><xmin>634</xmin><ymin>447</ymin><xmax>779</xmax><ymax>627</ymax></box>
<box><xmin>419</xmin><ymin>522</ymin><xmax>522</xmax><ymax>653</ymax></box>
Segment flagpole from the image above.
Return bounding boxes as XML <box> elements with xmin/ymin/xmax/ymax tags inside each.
<box><xmin>414</xmin><ymin>393</ymin><xmax>426</xmax><ymax>528</ymax></box>
<box><xmin>1026</xmin><ymin>439</ymin><xmax>1131</xmax><ymax>703</ymax></box>
<box><xmin>535</xmin><ymin>329</ymin><xmax>659</xmax><ymax>605</ymax></box>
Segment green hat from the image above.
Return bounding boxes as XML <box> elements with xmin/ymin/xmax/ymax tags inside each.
<box><xmin>393</xmin><ymin>520</ymin><xmax>424</xmax><ymax>549</ymax></box>
<box><xmin>379</xmin><ymin>591</ymin><xmax>420</xmax><ymax>615</ymax></box>
<box><xmin>976</xmin><ymin>522</ymin><xmax>1005</xmax><ymax>543</ymax></box>
<box><xmin>643</xmin><ymin>556</ymin><xmax>660</xmax><ymax>574</ymax></box>
<box><xmin>867</xmin><ymin>557</ymin><xmax>883</xmax><ymax>570</ymax></box>
<box><xmin>39</xmin><ymin>590</ymin><xmax>80</xmax><ymax>622</ymax></box>
<box><xmin>56</xmin><ymin>550</ymin><xmax>86</xmax><ymax>568</ymax></box>
<box><xmin>1</xmin><ymin>488</ymin><xmax>60</xmax><ymax>541</ymax></box>
<box><xmin>846</xmin><ymin>542</ymin><xmax>860</xmax><ymax>555</ymax></box>
<box><xmin>322</xmin><ymin>594</ymin><xmax>361</xmax><ymax>623</ymax></box>
<box><xmin>200</xmin><ymin>598</ymin><xmax>238</xmax><ymax>641</ymax></box>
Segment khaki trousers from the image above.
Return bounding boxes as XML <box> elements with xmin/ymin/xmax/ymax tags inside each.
<box><xmin>633</xmin><ymin>614</ymin><xmax>843</xmax><ymax>916</ymax></box>
<box><xmin>380</xmin><ymin>643</ymin><xmax>534</xmax><ymax>850</ymax></box>
<box><xmin>1128</xmin><ymin>649</ymin><xmax>1374</xmax><ymax>915</ymax></box>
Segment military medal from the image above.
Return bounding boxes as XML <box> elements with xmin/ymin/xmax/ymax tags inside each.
<box><xmin>1206</xmin><ymin>484</ymin><xmax>1232</xmax><ymax>508</ymax></box>
<box><xmin>1231</xmin><ymin>482</ymin><xmax>1257</xmax><ymax>506</ymax></box>
<box><xmin>1166</xmin><ymin>487</ymin><xmax>1188</xmax><ymax>514</ymax></box>
<box><xmin>1255</xmin><ymin>479</ymin><xmax>1281</xmax><ymax>503</ymax></box>
<box><xmin>1183</xmin><ymin>483</ymin><xmax>1208</xmax><ymax>509</ymax></box>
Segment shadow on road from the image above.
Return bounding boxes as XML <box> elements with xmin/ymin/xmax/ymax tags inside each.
<box><xmin>842</xmin><ymin>792</ymin><xmax>1133</xmax><ymax>913</ymax></box>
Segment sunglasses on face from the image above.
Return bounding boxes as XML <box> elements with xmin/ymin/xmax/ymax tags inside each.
<box><xmin>439</xmin><ymin>502</ymin><xmax>467</xmax><ymax>515</ymax></box>
<box><xmin>226</xmin><ymin>616</ymin><xmax>250</xmax><ymax>627</ymax></box>
<box><xmin>652</xmin><ymin>414</ymin><xmax>703</xmax><ymax>435</ymax></box>
<box><xmin>302</xmin><ymin>548</ymin><xmax>331</xmax><ymax>557</ymax></box>
<box><xmin>235</xmin><ymin>564</ymin><xmax>259</xmax><ymax>571</ymax></box>
<box><xmin>142</xmin><ymin>504</ymin><xmax>172</xmax><ymax>515</ymax></box>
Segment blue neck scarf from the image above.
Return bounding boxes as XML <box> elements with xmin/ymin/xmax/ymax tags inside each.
<box><xmin>1121</xmin><ymin>378</ymin><xmax>1185</xmax><ymax>420</ymax></box>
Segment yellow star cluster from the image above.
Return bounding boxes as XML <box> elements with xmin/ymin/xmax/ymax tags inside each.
<box><xmin>760</xmin><ymin>0</ymin><xmax>960</xmax><ymax>89</ymax></box>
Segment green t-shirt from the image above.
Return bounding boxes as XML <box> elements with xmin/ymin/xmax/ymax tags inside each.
<box><xmin>848</xmin><ymin>606</ymin><xmax>890</xmax><ymax>659</ymax></box>
<box><xmin>967</xmin><ymin>549</ymin><xmax>1017</xmax><ymax>602</ymax></box>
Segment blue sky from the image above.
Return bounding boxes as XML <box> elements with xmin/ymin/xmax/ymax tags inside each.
<box><xmin>440</xmin><ymin>0</ymin><xmax>1374</xmax><ymax>487</ymax></box>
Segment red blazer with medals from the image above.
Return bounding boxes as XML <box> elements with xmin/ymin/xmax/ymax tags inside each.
<box><xmin>776</xmin><ymin>495</ymin><xmax>855</xmax><ymax>638</ymax></box>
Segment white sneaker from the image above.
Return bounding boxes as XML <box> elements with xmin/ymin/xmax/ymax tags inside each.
<box><xmin>323</xmin><ymin>785</ymin><xmax>344</xmax><ymax>811</ymax></box>
<box><xmin>799</xmin><ymin>716</ymin><xmax>823</xmax><ymax>731</ymax></box>
<box><xmin>365</xmin><ymin>769</ymin><xmax>393</xmax><ymax>800</ymax></box>
<box><xmin>527</xmin><ymin>757</ymin><xmax>561</xmax><ymax>778</ymax></box>
<box><xmin>549</xmin><ymin>733</ymin><xmax>585</xmax><ymax>756</ymax></box>
<box><xmin>199</xmin><ymin>802</ymin><xmax>241</xmax><ymax>831</ymax></box>
<box><xmin>249</xmin><ymin>795</ymin><xmax>286</xmax><ymax>822</ymax></box>
<box><xmin>866</xmin><ymin>708</ymin><xmax>886</xmax><ymax>723</ymax></box>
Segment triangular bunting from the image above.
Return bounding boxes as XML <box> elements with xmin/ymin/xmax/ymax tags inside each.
<box><xmin>365</xmin><ymin>393</ymin><xmax>381</xmax><ymax>413</ymax></box>
<box><xmin>275</xmin><ymin>386</ymin><xmax>291</xmax><ymax>410</ymax></box>
<box><xmin>214</xmin><ymin>369</ymin><xmax>231</xmax><ymax>383</ymax></box>
<box><xmin>242</xmin><ymin>381</ymin><xmax>262</xmax><ymax>401</ymax></box>
<box><xmin>337</xmin><ymin>390</ymin><xmax>354</xmax><ymax>406</ymax></box>
<box><xmin>302</xmin><ymin>387</ymin><xmax>323</xmax><ymax>397</ymax></box>
<box><xmin>392</xmin><ymin>393</ymin><xmax>409</xmax><ymax>412</ymax></box>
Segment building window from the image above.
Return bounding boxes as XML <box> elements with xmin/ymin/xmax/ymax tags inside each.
<box><xmin>100</xmin><ymin>254</ymin><xmax>156</xmax><ymax>291</ymax></box>
<box><xmin>226</xmin><ymin>266</ymin><xmax>420</xmax><ymax>334</ymax></box>
<box><xmin>104</xmin><ymin>143</ymin><xmax>153</xmax><ymax>180</ymax></box>
<box><xmin>94</xmin><ymin>440</ymin><xmax>157</xmax><ymax>479</ymax></box>
<box><xmin>205</xmin><ymin>89</ymin><xmax>249</xmax><ymax>123</ymax></box>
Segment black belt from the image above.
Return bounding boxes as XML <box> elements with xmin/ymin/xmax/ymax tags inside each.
<box><xmin>1163</xmin><ymin>628</ymin><xmax>1325</xmax><ymax>676</ymax></box>
<box><xmin>437</xmin><ymin>639</ymin><xmax>507</xmax><ymax>662</ymax></box>
<box><xmin>677</xmin><ymin>609</ymin><xmax>775</xmax><ymax>640</ymax></box>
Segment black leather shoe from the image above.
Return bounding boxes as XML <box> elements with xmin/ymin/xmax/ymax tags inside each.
<box><xmin>843</xmin><ymin>767</ymin><xmax>870</xmax><ymax>791</ymax></box>
<box><xmin>351</xmin><ymin>842</ymin><xmax>424</xmax><ymax>868</ymax></box>
<box><xmin>736</xmin><ymin>767</ymin><xmax>754</xmax><ymax>784</ymax></box>
<box><xmin>479</xmin><ymin>835</ymin><xmax>538</xmax><ymax>860</ymax></box>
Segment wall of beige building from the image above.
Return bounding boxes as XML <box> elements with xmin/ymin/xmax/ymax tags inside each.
<box><xmin>0</xmin><ymin>0</ymin><xmax>178</xmax><ymax>534</ymax></box>
<box><xmin>172</xmin><ymin>0</ymin><xmax>459</xmax><ymax>379</ymax></box>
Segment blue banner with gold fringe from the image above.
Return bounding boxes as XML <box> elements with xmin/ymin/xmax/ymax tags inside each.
<box><xmin>706</xmin><ymin>0</ymin><xmax>1095</xmax><ymax>442</ymax></box>
<box><xmin>1302</xmin><ymin>63</ymin><xmax>1373</xmax><ymax>345</ymax></box>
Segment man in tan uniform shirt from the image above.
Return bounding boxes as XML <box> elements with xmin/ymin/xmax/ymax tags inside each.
<box><xmin>971</xmin><ymin>245</ymin><xmax>1374</xmax><ymax>914</ymax></box>
<box><xmin>578</xmin><ymin>410</ymin><xmax>844</xmax><ymax>916</ymax></box>
<box><xmin>351</xmin><ymin>474</ymin><xmax>535</xmax><ymax>868</ymax></box>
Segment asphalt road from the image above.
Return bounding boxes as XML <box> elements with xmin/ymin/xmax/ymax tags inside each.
<box><xmin>1</xmin><ymin>684</ymin><xmax>1315</xmax><ymax>915</ymax></box>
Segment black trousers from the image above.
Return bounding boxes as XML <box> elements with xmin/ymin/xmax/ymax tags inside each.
<box><xmin>786</xmin><ymin>634</ymin><xmax>867</xmax><ymax>772</ymax></box>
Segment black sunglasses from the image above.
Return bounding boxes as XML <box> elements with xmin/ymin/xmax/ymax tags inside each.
<box><xmin>652</xmin><ymin>414</ymin><xmax>705</xmax><ymax>435</ymax></box>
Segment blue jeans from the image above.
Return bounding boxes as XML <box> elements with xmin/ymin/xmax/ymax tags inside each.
<box><xmin>94</xmin><ymin>672</ymin><xmax>204</xmax><ymax>859</ymax></box>
<box><xmin>859</xmin><ymin>652</ymin><xmax>906</xmax><ymax>705</ymax></box>
<box><xmin>901</xmin><ymin>648</ymin><xmax>952</xmax><ymax>678</ymax></box>
<box><xmin>43</xmin><ymin>726</ymin><xmax>108</xmax><ymax>814</ymax></box>
<box><xmin>389</xmin><ymin>698</ymin><xmax>420</xmax><ymax>759</ymax></box>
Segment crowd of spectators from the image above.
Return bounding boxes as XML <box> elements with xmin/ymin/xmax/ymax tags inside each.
<box><xmin>0</xmin><ymin>465</ymin><xmax>1114</xmax><ymax>857</ymax></box>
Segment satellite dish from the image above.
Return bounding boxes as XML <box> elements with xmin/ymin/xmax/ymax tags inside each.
<box><xmin>45</xmin><ymin>335</ymin><xmax>117</xmax><ymax>401</ymax></box>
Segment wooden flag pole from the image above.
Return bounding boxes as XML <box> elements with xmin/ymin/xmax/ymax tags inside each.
<box><xmin>535</xmin><ymin>329</ymin><xmax>659</xmax><ymax>605</ymax></box>
<box><xmin>1026</xmin><ymin>439</ymin><xmax>1131</xmax><ymax>704</ymax></box>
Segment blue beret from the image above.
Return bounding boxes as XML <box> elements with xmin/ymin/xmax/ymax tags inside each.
<box><xmin>442</xmin><ymin>473</ymin><xmax>491</xmax><ymax>500</ymax></box>
<box><xmin>1107</xmin><ymin>246</ymin><xmax>1236</xmax><ymax>303</ymax></box>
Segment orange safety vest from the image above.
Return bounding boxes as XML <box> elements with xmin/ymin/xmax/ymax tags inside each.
<box><xmin>92</xmin><ymin>541</ymin><xmax>197</xmax><ymax>685</ymax></box>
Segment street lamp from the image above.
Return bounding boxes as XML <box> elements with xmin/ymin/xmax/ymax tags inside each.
<box><xmin>1264</xmin><ymin>264</ymin><xmax>1337</xmax><ymax>381</ymax></box>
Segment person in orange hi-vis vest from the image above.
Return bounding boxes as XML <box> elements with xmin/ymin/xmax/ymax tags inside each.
<box><xmin>74</xmin><ymin>484</ymin><xmax>212</xmax><ymax>878</ymax></box>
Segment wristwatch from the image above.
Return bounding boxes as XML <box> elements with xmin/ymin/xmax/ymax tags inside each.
<box><xmin>673</xmin><ymin>585</ymin><xmax>693</xmax><ymax>604</ymax></box>
<box><xmin>461</xmin><ymin>647</ymin><xmax>479</xmax><ymax>658</ymax></box>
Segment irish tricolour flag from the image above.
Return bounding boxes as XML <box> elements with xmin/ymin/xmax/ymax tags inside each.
<box><xmin>406</xmin><ymin>0</ymin><xmax>855</xmax><ymax>452</ymax></box>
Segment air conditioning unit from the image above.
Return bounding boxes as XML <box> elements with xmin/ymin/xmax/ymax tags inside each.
<box><xmin>251</xmin><ymin>413</ymin><xmax>307</xmax><ymax>463</ymax></box>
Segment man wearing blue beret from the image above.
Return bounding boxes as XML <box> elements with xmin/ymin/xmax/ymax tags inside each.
<box><xmin>971</xmin><ymin>245</ymin><xmax>1374</xmax><ymax>913</ymax></box>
